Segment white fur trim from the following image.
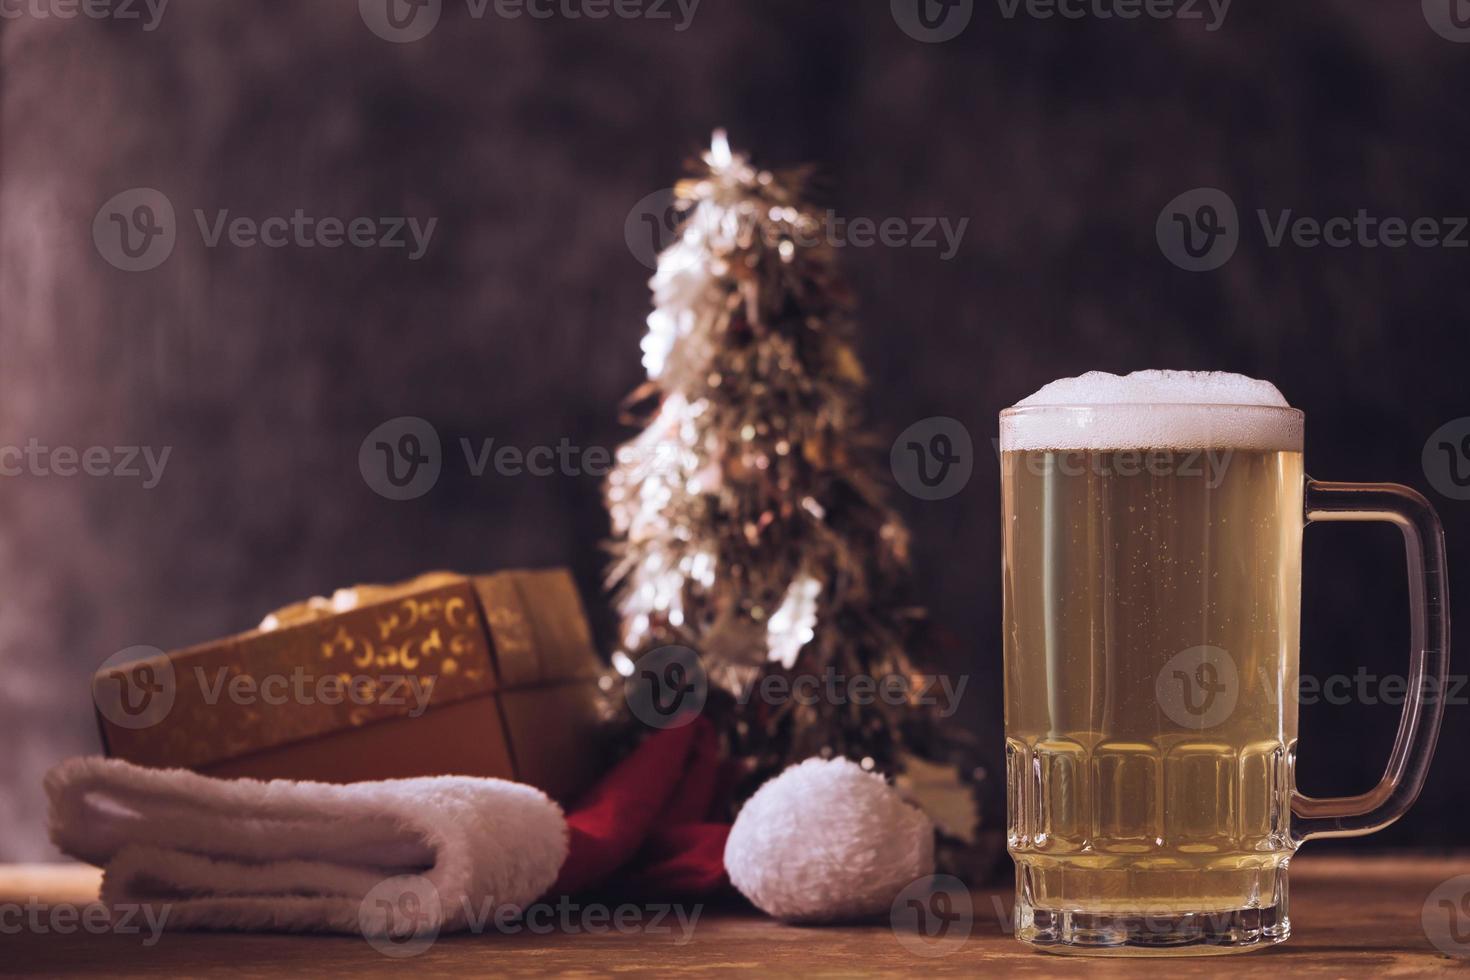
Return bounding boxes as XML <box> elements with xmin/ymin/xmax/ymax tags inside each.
<box><xmin>724</xmin><ymin>757</ymin><xmax>935</xmax><ymax>923</ymax></box>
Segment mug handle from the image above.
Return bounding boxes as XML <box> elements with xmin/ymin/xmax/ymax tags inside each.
<box><xmin>1292</xmin><ymin>480</ymin><xmax>1451</xmax><ymax>842</ymax></box>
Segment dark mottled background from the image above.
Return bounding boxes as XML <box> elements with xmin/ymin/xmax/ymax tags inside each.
<box><xmin>2</xmin><ymin>1</ymin><xmax>1469</xmax><ymax>861</ymax></box>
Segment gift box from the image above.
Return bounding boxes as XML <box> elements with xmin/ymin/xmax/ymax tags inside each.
<box><xmin>93</xmin><ymin>569</ymin><xmax>607</xmax><ymax>804</ymax></box>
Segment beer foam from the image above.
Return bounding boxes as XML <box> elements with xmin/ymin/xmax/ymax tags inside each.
<box><xmin>1001</xmin><ymin>370</ymin><xmax>1302</xmax><ymax>451</ymax></box>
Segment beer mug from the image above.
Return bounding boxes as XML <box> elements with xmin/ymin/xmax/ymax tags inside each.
<box><xmin>1000</xmin><ymin>371</ymin><xmax>1449</xmax><ymax>955</ymax></box>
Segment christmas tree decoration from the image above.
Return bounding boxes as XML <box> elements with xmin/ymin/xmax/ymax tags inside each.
<box><xmin>605</xmin><ymin>133</ymin><xmax>981</xmax><ymax>820</ymax></box>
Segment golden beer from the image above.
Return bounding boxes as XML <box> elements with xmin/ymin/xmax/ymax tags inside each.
<box><xmin>1001</xmin><ymin>376</ymin><xmax>1310</xmax><ymax>952</ymax></box>
<box><xmin>1000</xmin><ymin>371</ymin><xmax>1451</xmax><ymax>955</ymax></box>
<box><xmin>1003</xmin><ymin>447</ymin><xmax>1302</xmax><ymax>902</ymax></box>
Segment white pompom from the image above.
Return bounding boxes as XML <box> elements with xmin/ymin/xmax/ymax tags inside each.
<box><xmin>724</xmin><ymin>757</ymin><xmax>935</xmax><ymax>923</ymax></box>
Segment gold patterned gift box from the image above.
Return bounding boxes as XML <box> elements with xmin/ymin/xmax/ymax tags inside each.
<box><xmin>93</xmin><ymin>569</ymin><xmax>606</xmax><ymax>804</ymax></box>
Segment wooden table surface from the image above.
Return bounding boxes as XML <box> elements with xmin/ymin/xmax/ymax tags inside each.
<box><xmin>3</xmin><ymin>855</ymin><xmax>1468</xmax><ymax>977</ymax></box>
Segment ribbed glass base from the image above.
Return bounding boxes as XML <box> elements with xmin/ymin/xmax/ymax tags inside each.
<box><xmin>1015</xmin><ymin>862</ymin><xmax>1291</xmax><ymax>956</ymax></box>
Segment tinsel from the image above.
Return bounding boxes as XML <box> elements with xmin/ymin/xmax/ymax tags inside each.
<box><xmin>604</xmin><ymin>133</ymin><xmax>982</xmax><ymax>848</ymax></box>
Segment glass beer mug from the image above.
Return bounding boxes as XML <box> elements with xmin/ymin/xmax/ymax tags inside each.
<box><xmin>1000</xmin><ymin>372</ymin><xmax>1449</xmax><ymax>955</ymax></box>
